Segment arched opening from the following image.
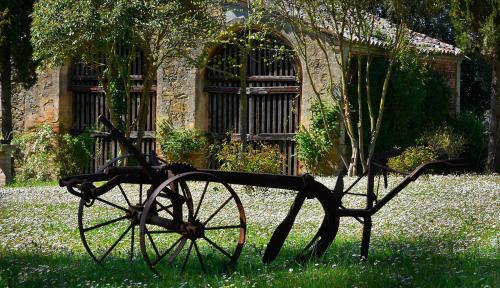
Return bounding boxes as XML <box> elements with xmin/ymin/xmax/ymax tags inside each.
<box><xmin>68</xmin><ymin>50</ymin><xmax>156</xmax><ymax>172</ymax></box>
<box><xmin>204</xmin><ymin>32</ymin><xmax>301</xmax><ymax>175</ymax></box>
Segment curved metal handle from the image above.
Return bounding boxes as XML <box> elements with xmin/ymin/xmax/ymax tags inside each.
<box><xmin>97</xmin><ymin>154</ymin><xmax>131</xmax><ymax>173</ymax></box>
<box><xmin>61</xmin><ymin>178</ymin><xmax>85</xmax><ymax>198</ymax></box>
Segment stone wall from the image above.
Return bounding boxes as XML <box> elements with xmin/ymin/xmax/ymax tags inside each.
<box><xmin>156</xmin><ymin>58</ymin><xmax>198</xmax><ymax>130</ymax></box>
<box><xmin>8</xmin><ymin>65</ymin><xmax>71</xmax><ymax>134</ymax></box>
<box><xmin>1</xmin><ymin>1</ymin><xmax>461</xmax><ymax>137</ymax></box>
<box><xmin>4</xmin><ymin>50</ymin><xmax>462</xmax><ymax>138</ymax></box>
<box><xmin>3</xmin><ymin>33</ymin><xmax>460</xmax><ymax>144</ymax></box>
<box><xmin>154</xmin><ymin>30</ymin><xmax>342</xmax><ymax>133</ymax></box>
<box><xmin>288</xmin><ymin>33</ymin><xmax>343</xmax><ymax>128</ymax></box>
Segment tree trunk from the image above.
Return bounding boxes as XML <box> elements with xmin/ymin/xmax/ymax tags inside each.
<box><xmin>340</xmin><ymin>63</ymin><xmax>358</xmax><ymax>176</ymax></box>
<box><xmin>0</xmin><ymin>41</ymin><xmax>12</xmax><ymax>142</ymax></box>
<box><xmin>367</xmin><ymin>59</ymin><xmax>395</xmax><ymax>162</ymax></box>
<box><xmin>357</xmin><ymin>57</ymin><xmax>367</xmax><ymax>172</ymax></box>
<box><xmin>487</xmin><ymin>49</ymin><xmax>500</xmax><ymax>172</ymax></box>
<box><xmin>101</xmin><ymin>79</ymin><xmax>127</xmax><ymax>159</ymax></box>
<box><xmin>365</xmin><ymin>56</ymin><xmax>375</xmax><ymax>133</ymax></box>
<box><xmin>348</xmin><ymin>138</ymin><xmax>359</xmax><ymax>176</ymax></box>
<box><xmin>136</xmin><ymin>68</ymin><xmax>152</xmax><ymax>151</ymax></box>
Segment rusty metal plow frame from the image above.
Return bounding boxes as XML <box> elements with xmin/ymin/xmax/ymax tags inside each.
<box><xmin>60</xmin><ymin>115</ymin><xmax>464</xmax><ymax>273</ymax></box>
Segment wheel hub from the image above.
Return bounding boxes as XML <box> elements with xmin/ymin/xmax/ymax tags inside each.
<box><xmin>183</xmin><ymin>220</ymin><xmax>204</xmax><ymax>240</ymax></box>
<box><xmin>127</xmin><ymin>205</ymin><xmax>143</xmax><ymax>225</ymax></box>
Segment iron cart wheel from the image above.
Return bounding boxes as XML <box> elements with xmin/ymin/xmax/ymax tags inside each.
<box><xmin>139</xmin><ymin>172</ymin><xmax>246</xmax><ymax>273</ymax></box>
<box><xmin>78</xmin><ymin>182</ymin><xmax>149</xmax><ymax>264</ymax></box>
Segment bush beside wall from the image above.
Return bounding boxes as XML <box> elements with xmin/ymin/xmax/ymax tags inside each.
<box><xmin>12</xmin><ymin>125</ymin><xmax>93</xmax><ymax>181</ymax></box>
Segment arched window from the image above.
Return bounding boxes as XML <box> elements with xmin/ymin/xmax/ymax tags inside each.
<box><xmin>205</xmin><ymin>33</ymin><xmax>301</xmax><ymax>175</ymax></box>
<box><xmin>69</xmin><ymin>49</ymin><xmax>156</xmax><ymax>172</ymax></box>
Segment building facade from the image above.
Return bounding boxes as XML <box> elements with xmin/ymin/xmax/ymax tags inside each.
<box><xmin>1</xmin><ymin>5</ymin><xmax>463</xmax><ymax>174</ymax></box>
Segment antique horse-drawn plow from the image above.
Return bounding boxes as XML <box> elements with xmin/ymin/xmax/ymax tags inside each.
<box><xmin>60</xmin><ymin>116</ymin><xmax>463</xmax><ymax>273</ymax></box>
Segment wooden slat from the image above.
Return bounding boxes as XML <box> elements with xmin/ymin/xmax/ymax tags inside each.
<box><xmin>151</xmin><ymin>92</ymin><xmax>156</xmax><ymax>131</ymax></box>
<box><xmin>205</xmin><ymin>37</ymin><xmax>301</xmax><ymax>175</ymax></box>
<box><xmin>261</xmin><ymin>94</ymin><xmax>266</xmax><ymax>134</ymax></box>
<box><xmin>204</xmin><ymin>86</ymin><xmax>300</xmax><ymax>94</ymax></box>
<box><xmin>278</xmin><ymin>94</ymin><xmax>283</xmax><ymax>133</ymax></box>
<box><xmin>230</xmin><ymin>94</ymin><xmax>235</xmax><ymax>131</ymax></box>
<box><xmin>217</xmin><ymin>94</ymin><xmax>222</xmax><ymax>133</ymax></box>
<box><xmin>70</xmin><ymin>49</ymin><xmax>156</xmax><ymax>173</ymax></box>
<box><xmin>272</xmin><ymin>93</ymin><xmax>277</xmax><ymax>133</ymax></box>
<box><xmin>70</xmin><ymin>85</ymin><xmax>157</xmax><ymax>93</ymax></box>
<box><xmin>208</xmin><ymin>133</ymin><xmax>296</xmax><ymax>141</ymax></box>
<box><xmin>89</xmin><ymin>131</ymin><xmax>156</xmax><ymax>139</ymax></box>
<box><xmin>249</xmin><ymin>95</ymin><xmax>254</xmax><ymax>134</ymax></box>
<box><xmin>206</xmin><ymin>75</ymin><xmax>297</xmax><ymax>83</ymax></box>
<box><xmin>210</xmin><ymin>94</ymin><xmax>215</xmax><ymax>132</ymax></box>
<box><xmin>71</xmin><ymin>75</ymin><xmax>145</xmax><ymax>81</ymax></box>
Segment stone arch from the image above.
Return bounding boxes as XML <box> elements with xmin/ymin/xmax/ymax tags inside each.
<box><xmin>196</xmin><ymin>30</ymin><xmax>303</xmax><ymax>175</ymax></box>
<box><xmin>67</xmin><ymin>52</ymin><xmax>157</xmax><ymax>172</ymax></box>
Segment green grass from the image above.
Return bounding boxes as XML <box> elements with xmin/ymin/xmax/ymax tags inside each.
<box><xmin>6</xmin><ymin>180</ymin><xmax>58</xmax><ymax>188</ymax></box>
<box><xmin>0</xmin><ymin>175</ymin><xmax>498</xmax><ymax>287</ymax></box>
<box><xmin>0</xmin><ymin>233</ymin><xmax>496</xmax><ymax>287</ymax></box>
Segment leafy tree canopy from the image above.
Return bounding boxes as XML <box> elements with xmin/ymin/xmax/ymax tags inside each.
<box><xmin>31</xmin><ymin>0</ymin><xmax>226</xmax><ymax>147</ymax></box>
<box><xmin>31</xmin><ymin>0</ymin><xmax>225</xmax><ymax>69</ymax></box>
<box><xmin>450</xmin><ymin>0</ymin><xmax>499</xmax><ymax>55</ymax></box>
<box><xmin>1</xmin><ymin>0</ymin><xmax>36</xmax><ymax>141</ymax></box>
<box><xmin>0</xmin><ymin>0</ymin><xmax>36</xmax><ymax>87</ymax></box>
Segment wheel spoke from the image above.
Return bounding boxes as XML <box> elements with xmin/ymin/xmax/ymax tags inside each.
<box><xmin>203</xmin><ymin>236</ymin><xmax>232</xmax><ymax>260</ymax></box>
<box><xmin>145</xmin><ymin>227</ymin><xmax>161</xmax><ymax>258</ymax></box>
<box><xmin>157</xmin><ymin>190</ymin><xmax>173</xmax><ymax>199</ymax></box>
<box><xmin>148</xmin><ymin>229</ymin><xmax>184</xmax><ymax>234</ymax></box>
<box><xmin>193</xmin><ymin>240</ymin><xmax>206</xmax><ymax>273</ymax></box>
<box><xmin>180</xmin><ymin>181</ymin><xmax>195</xmax><ymax>219</ymax></box>
<box><xmin>156</xmin><ymin>202</ymin><xmax>174</xmax><ymax>217</ymax></box>
<box><xmin>181</xmin><ymin>241</ymin><xmax>194</xmax><ymax>273</ymax></box>
<box><xmin>83</xmin><ymin>215</ymin><xmax>128</xmax><ymax>232</ymax></box>
<box><xmin>168</xmin><ymin>237</ymin><xmax>187</xmax><ymax>264</ymax></box>
<box><xmin>152</xmin><ymin>236</ymin><xmax>184</xmax><ymax>266</ymax></box>
<box><xmin>194</xmin><ymin>181</ymin><xmax>209</xmax><ymax>219</ymax></box>
<box><xmin>133</xmin><ymin>172</ymin><xmax>246</xmax><ymax>273</ymax></box>
<box><xmin>96</xmin><ymin>197</ymin><xmax>128</xmax><ymax>213</ymax></box>
<box><xmin>98</xmin><ymin>224</ymin><xmax>133</xmax><ymax>263</ymax></box>
<box><xmin>139</xmin><ymin>184</ymin><xmax>143</xmax><ymax>204</ymax></box>
<box><xmin>118</xmin><ymin>184</ymin><xmax>132</xmax><ymax>207</ymax></box>
<box><xmin>130</xmin><ymin>225</ymin><xmax>135</xmax><ymax>261</ymax></box>
<box><xmin>204</xmin><ymin>224</ymin><xmax>242</xmax><ymax>231</ymax></box>
<box><xmin>203</xmin><ymin>195</ymin><xmax>234</xmax><ymax>225</ymax></box>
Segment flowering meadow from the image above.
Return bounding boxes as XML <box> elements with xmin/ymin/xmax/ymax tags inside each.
<box><xmin>0</xmin><ymin>174</ymin><xmax>498</xmax><ymax>287</ymax></box>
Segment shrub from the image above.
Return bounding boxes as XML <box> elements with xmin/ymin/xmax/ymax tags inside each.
<box><xmin>449</xmin><ymin>112</ymin><xmax>488</xmax><ymax>171</ymax></box>
<box><xmin>12</xmin><ymin>125</ymin><xmax>56</xmax><ymax>181</ymax></box>
<box><xmin>157</xmin><ymin>120</ymin><xmax>208</xmax><ymax>164</ymax></box>
<box><xmin>387</xmin><ymin>146</ymin><xmax>438</xmax><ymax>172</ymax></box>
<box><xmin>420</xmin><ymin>126</ymin><xmax>467</xmax><ymax>159</ymax></box>
<box><xmin>295</xmin><ymin>128</ymin><xmax>341</xmax><ymax>175</ymax></box>
<box><xmin>55</xmin><ymin>133</ymin><xmax>94</xmax><ymax>177</ymax></box>
<box><xmin>213</xmin><ymin>140</ymin><xmax>285</xmax><ymax>174</ymax></box>
<box><xmin>389</xmin><ymin>114</ymin><xmax>488</xmax><ymax>173</ymax></box>
<box><xmin>351</xmin><ymin>56</ymin><xmax>450</xmax><ymax>152</ymax></box>
<box><xmin>12</xmin><ymin>125</ymin><xmax>93</xmax><ymax>181</ymax></box>
<box><xmin>295</xmin><ymin>101</ymin><xmax>341</xmax><ymax>175</ymax></box>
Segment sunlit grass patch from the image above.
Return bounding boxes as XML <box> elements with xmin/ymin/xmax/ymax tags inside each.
<box><xmin>6</xmin><ymin>180</ymin><xmax>58</xmax><ymax>188</ymax></box>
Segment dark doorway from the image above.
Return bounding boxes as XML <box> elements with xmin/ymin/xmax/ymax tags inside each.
<box><xmin>69</xmin><ymin>50</ymin><xmax>156</xmax><ymax>172</ymax></box>
<box><xmin>205</xmin><ymin>35</ymin><xmax>301</xmax><ymax>175</ymax></box>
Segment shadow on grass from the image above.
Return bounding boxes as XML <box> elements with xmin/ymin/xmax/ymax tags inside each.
<box><xmin>0</xmin><ymin>236</ymin><xmax>497</xmax><ymax>288</ymax></box>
